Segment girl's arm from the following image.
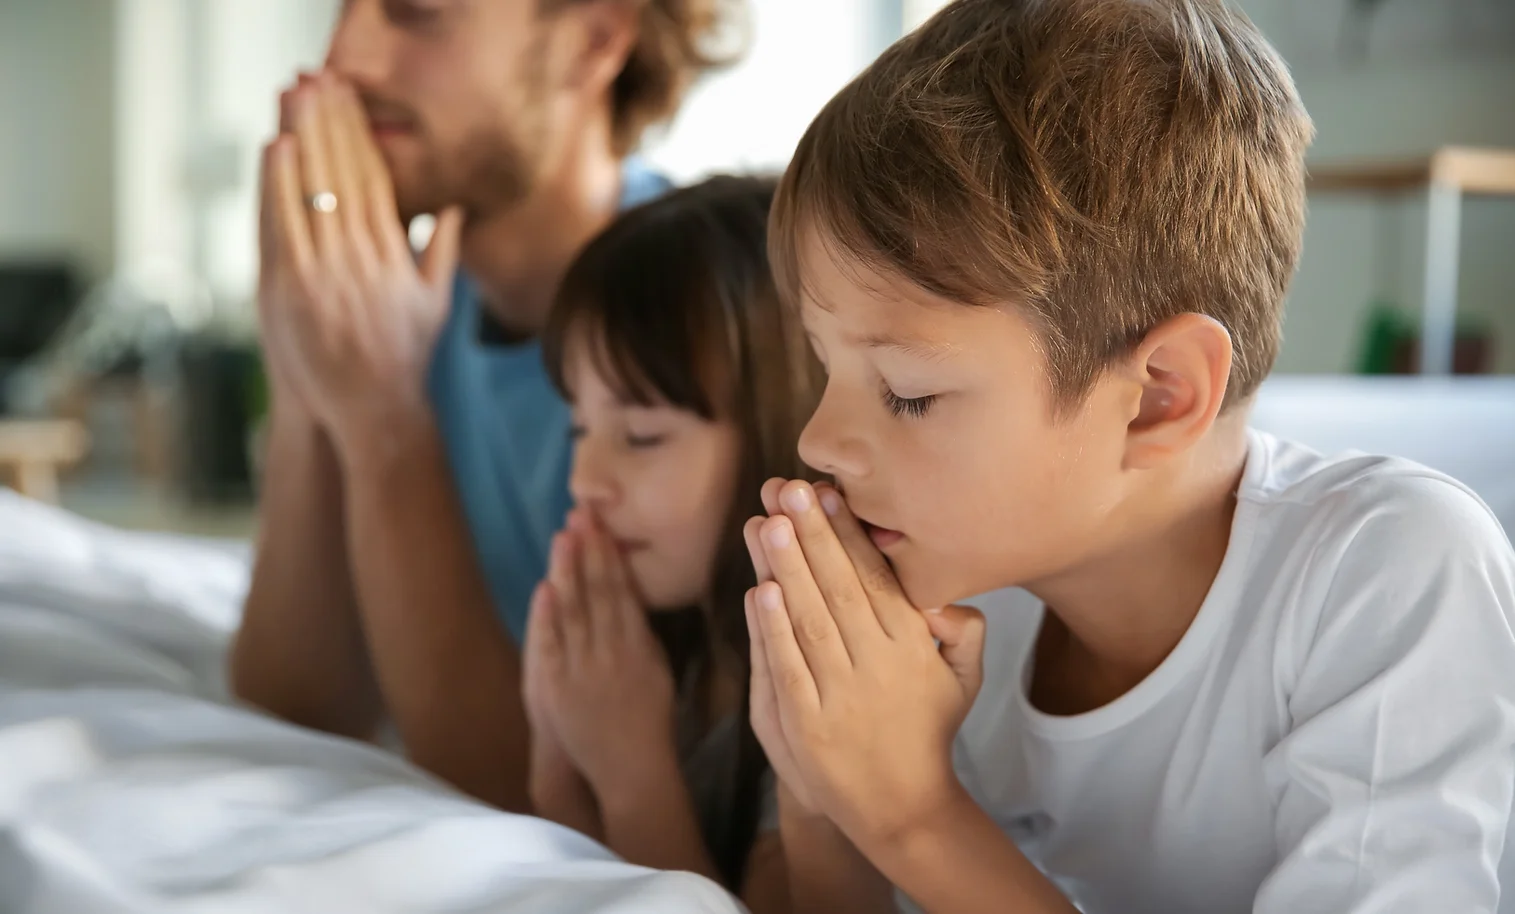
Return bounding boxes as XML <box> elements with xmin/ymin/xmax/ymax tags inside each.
<box><xmin>594</xmin><ymin>746</ymin><xmax>722</xmax><ymax>883</ymax></box>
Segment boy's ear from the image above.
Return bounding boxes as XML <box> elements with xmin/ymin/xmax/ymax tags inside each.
<box><xmin>1121</xmin><ymin>313</ymin><xmax>1233</xmax><ymax>470</ymax></box>
<box><xmin>559</xmin><ymin>0</ymin><xmax>641</xmax><ymax>94</ymax></box>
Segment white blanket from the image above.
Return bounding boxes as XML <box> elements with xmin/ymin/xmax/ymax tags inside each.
<box><xmin>0</xmin><ymin>491</ymin><xmax>743</xmax><ymax>914</ymax></box>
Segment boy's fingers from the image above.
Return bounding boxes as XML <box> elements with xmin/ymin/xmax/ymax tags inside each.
<box><xmin>744</xmin><ymin>516</ymin><xmax>774</xmax><ymax>583</ymax></box>
<box><xmin>753</xmin><ymin>581</ymin><xmax>822</xmax><ymax>713</ymax></box>
<box><xmin>814</xmin><ymin>482</ymin><xmax>921</xmax><ymax>639</ymax></box>
<box><xmin>924</xmin><ymin>604</ymin><xmax>988</xmax><ymax>700</ymax></box>
<box><xmin>760</xmin><ymin>478</ymin><xmax>786</xmax><ymax>516</ymax></box>
<box><xmin>759</xmin><ymin>518</ymin><xmax>852</xmax><ymax>687</ymax></box>
<box><xmin>776</xmin><ymin>480</ymin><xmax>884</xmax><ymax>650</ymax></box>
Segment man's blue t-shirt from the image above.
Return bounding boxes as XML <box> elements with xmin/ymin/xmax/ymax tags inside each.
<box><xmin>427</xmin><ymin>164</ymin><xmax>671</xmax><ymax>641</ymax></box>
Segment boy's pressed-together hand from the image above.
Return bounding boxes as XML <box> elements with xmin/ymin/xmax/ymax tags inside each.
<box><xmin>743</xmin><ymin>478</ymin><xmax>987</xmax><ymax>851</ymax></box>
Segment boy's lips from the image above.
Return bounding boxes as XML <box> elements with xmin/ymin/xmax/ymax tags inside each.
<box><xmin>861</xmin><ymin>521</ymin><xmax>905</xmax><ymax>551</ymax></box>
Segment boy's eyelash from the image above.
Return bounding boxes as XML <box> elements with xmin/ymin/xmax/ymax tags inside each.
<box><xmin>568</xmin><ymin>424</ymin><xmax>586</xmax><ymax>441</ymax></box>
<box><xmin>882</xmin><ymin>388</ymin><xmax>937</xmax><ymax>419</ymax></box>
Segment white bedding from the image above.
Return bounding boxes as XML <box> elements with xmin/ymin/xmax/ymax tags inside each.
<box><xmin>0</xmin><ymin>490</ymin><xmax>743</xmax><ymax>914</ymax></box>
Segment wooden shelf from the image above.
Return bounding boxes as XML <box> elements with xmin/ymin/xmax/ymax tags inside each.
<box><xmin>0</xmin><ymin>419</ymin><xmax>90</xmax><ymax>503</ymax></box>
<box><xmin>1308</xmin><ymin>146</ymin><xmax>1515</xmax><ymax>197</ymax></box>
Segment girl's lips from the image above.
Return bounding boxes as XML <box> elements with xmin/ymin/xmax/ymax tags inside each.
<box><xmin>861</xmin><ymin>520</ymin><xmax>905</xmax><ymax>550</ymax></box>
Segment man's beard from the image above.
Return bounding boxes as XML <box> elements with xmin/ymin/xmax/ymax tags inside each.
<box><xmin>384</xmin><ymin>36</ymin><xmax>551</xmax><ymax>222</ymax></box>
<box><xmin>392</xmin><ymin>123</ymin><xmax>538</xmax><ymax>222</ymax></box>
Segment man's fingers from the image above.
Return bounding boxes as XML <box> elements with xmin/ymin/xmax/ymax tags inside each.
<box><xmin>333</xmin><ymin>79</ymin><xmax>407</xmax><ymax>263</ymax></box>
<box><xmin>753</xmin><ymin>581</ymin><xmax>822</xmax><ymax>714</ymax></box>
<box><xmin>759</xmin><ymin>515</ymin><xmax>852</xmax><ymax>688</ymax></box>
<box><xmin>269</xmin><ymin>137</ymin><xmax>315</xmax><ymax>277</ymax></box>
<box><xmin>420</xmin><ymin>207</ymin><xmax>464</xmax><ymax>291</ymax></box>
<box><xmin>317</xmin><ymin>76</ymin><xmax>377</xmax><ymax>271</ymax></box>
<box><xmin>290</xmin><ymin>80</ymin><xmax>342</xmax><ymax>263</ymax></box>
<box><xmin>744</xmin><ymin>516</ymin><xmax>774</xmax><ymax>584</ymax></box>
<box><xmin>814</xmin><ymin>481</ymin><xmax>921</xmax><ymax>639</ymax></box>
<box><xmin>775</xmin><ymin>480</ymin><xmax>883</xmax><ymax>650</ymax></box>
<box><xmin>924</xmin><ymin>604</ymin><xmax>988</xmax><ymax>701</ymax></box>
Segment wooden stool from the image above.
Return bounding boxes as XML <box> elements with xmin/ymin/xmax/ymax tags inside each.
<box><xmin>0</xmin><ymin>419</ymin><xmax>89</xmax><ymax>503</ymax></box>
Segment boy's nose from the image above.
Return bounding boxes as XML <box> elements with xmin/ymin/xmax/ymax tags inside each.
<box><xmin>797</xmin><ymin>387</ymin><xmax>870</xmax><ymax>481</ymax></box>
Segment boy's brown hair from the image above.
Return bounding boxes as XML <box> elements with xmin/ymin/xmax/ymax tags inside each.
<box><xmin>545</xmin><ymin>0</ymin><xmax>747</xmax><ymax>156</ymax></box>
<box><xmin>771</xmin><ymin>0</ymin><xmax>1315</xmax><ymax>409</ymax></box>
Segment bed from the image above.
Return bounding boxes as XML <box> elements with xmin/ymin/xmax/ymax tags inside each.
<box><xmin>0</xmin><ymin>490</ymin><xmax>743</xmax><ymax>914</ymax></box>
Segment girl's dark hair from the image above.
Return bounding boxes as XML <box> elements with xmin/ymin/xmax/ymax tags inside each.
<box><xmin>542</xmin><ymin>175</ymin><xmax>822</xmax><ymax>888</ymax></box>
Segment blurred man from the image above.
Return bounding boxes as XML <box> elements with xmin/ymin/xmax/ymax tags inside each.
<box><xmin>231</xmin><ymin>0</ymin><xmax>742</xmax><ymax>811</ymax></box>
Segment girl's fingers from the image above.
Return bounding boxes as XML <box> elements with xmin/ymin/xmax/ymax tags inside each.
<box><xmin>550</xmin><ymin>533</ymin><xmax>590</xmax><ymax>658</ymax></box>
<box><xmin>758</xmin><ymin>517</ymin><xmax>853</xmax><ymax>690</ymax></box>
<box><xmin>579</xmin><ymin>518</ymin><xmax>621</xmax><ymax>643</ymax></box>
<box><xmin>813</xmin><ymin>482</ymin><xmax>921</xmax><ymax>639</ymax></box>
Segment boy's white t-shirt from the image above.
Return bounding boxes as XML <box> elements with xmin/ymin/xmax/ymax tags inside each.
<box><xmin>936</xmin><ymin>430</ymin><xmax>1515</xmax><ymax>914</ymax></box>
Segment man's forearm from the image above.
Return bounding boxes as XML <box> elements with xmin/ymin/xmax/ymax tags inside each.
<box><xmin>231</xmin><ymin>407</ymin><xmax>381</xmax><ymax>738</ymax></box>
<box><xmin>780</xmin><ymin>796</ymin><xmax>896</xmax><ymax>914</ymax></box>
<box><xmin>338</xmin><ymin>412</ymin><xmax>530</xmax><ymax>812</ymax></box>
<box><xmin>862</xmin><ymin>786</ymin><xmax>1076</xmax><ymax>914</ymax></box>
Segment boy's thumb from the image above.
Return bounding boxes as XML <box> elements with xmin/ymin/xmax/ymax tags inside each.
<box><xmin>924</xmin><ymin>604</ymin><xmax>987</xmax><ymax>698</ymax></box>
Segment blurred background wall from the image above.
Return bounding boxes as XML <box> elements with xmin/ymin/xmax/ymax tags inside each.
<box><xmin>0</xmin><ymin>0</ymin><xmax>1509</xmax><ymax>528</ymax></box>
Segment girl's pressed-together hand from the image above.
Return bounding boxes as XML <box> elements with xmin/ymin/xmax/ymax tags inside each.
<box><xmin>526</xmin><ymin>509</ymin><xmax>680</xmax><ymax>806</ymax></box>
<box><xmin>744</xmin><ymin>478</ymin><xmax>988</xmax><ymax>851</ymax></box>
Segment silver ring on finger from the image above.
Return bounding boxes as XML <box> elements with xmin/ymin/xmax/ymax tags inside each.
<box><xmin>306</xmin><ymin>191</ymin><xmax>338</xmax><ymax>214</ymax></box>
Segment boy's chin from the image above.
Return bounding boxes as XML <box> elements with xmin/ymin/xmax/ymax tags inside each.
<box><xmin>893</xmin><ymin>558</ymin><xmax>975</xmax><ymax>612</ymax></box>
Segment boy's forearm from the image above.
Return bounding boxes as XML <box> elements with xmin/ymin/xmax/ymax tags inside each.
<box><xmin>780</xmin><ymin>798</ymin><xmax>896</xmax><ymax>914</ymax></box>
<box><xmin>231</xmin><ymin>407</ymin><xmax>381</xmax><ymax>739</ymax></box>
<box><xmin>338</xmin><ymin>411</ymin><xmax>531</xmax><ymax>812</ymax></box>
<box><xmin>861</xmin><ymin>786</ymin><xmax>1077</xmax><ymax>914</ymax></box>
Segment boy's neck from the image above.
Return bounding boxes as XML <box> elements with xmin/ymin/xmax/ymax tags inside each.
<box><xmin>458</xmin><ymin>120</ymin><xmax>626</xmax><ymax>341</ymax></box>
<box><xmin>1026</xmin><ymin>419</ymin><xmax>1251</xmax><ymax>716</ymax></box>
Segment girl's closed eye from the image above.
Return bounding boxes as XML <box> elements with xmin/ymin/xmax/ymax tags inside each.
<box><xmin>626</xmin><ymin>429</ymin><xmax>670</xmax><ymax>449</ymax></box>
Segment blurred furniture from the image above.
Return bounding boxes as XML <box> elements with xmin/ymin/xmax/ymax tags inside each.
<box><xmin>1253</xmin><ymin>376</ymin><xmax>1515</xmax><ymax>535</ymax></box>
<box><xmin>1308</xmin><ymin>146</ymin><xmax>1515</xmax><ymax>376</ymax></box>
<box><xmin>0</xmin><ymin>261</ymin><xmax>83</xmax><ymax>413</ymax></box>
<box><xmin>0</xmin><ymin>418</ymin><xmax>89</xmax><ymax>503</ymax></box>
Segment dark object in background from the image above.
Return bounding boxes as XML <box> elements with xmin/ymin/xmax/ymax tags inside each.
<box><xmin>179</xmin><ymin>339</ymin><xmax>258</xmax><ymax>503</ymax></box>
<box><xmin>0</xmin><ymin>261</ymin><xmax>83</xmax><ymax>414</ymax></box>
<box><xmin>1357</xmin><ymin>303</ymin><xmax>1495</xmax><ymax>375</ymax></box>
